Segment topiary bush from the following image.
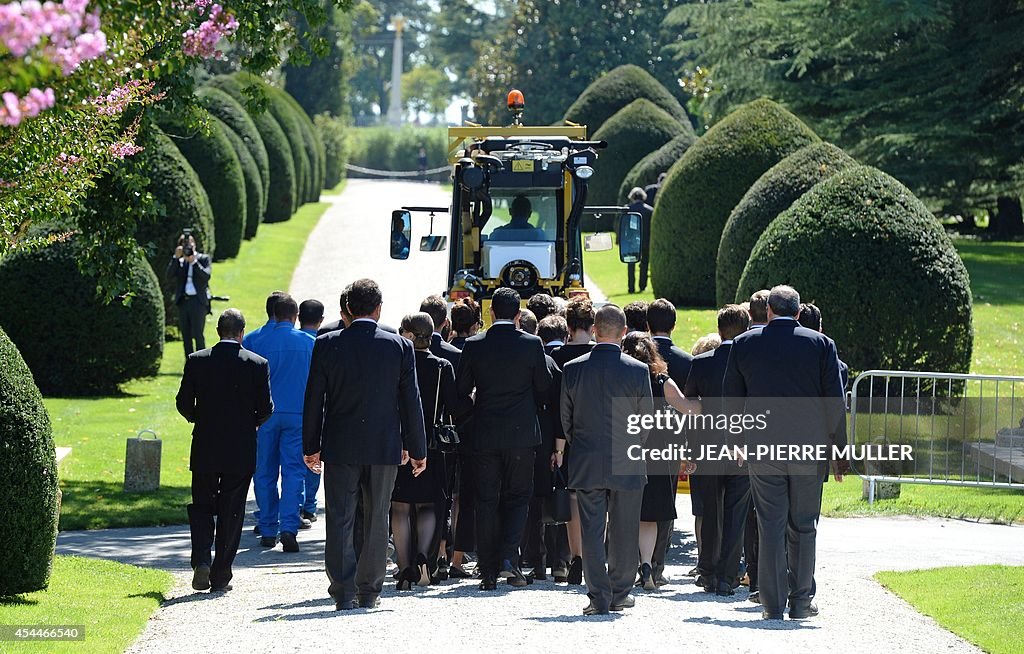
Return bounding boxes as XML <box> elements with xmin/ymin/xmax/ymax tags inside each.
<box><xmin>564</xmin><ymin>64</ymin><xmax>691</xmax><ymax>134</ymax></box>
<box><xmin>0</xmin><ymin>235</ymin><xmax>165</xmax><ymax>395</ymax></box>
<box><xmin>588</xmin><ymin>99</ymin><xmax>688</xmax><ymax>208</ymax></box>
<box><xmin>277</xmin><ymin>89</ymin><xmax>325</xmax><ymax>198</ymax></box>
<box><xmin>207</xmin><ymin>75</ymin><xmax>296</xmax><ymax>221</ymax></box>
<box><xmin>220</xmin><ymin>120</ymin><xmax>264</xmax><ymax>239</ymax></box>
<box><xmin>196</xmin><ymin>86</ymin><xmax>270</xmax><ymax>204</ymax></box>
<box><xmin>618</xmin><ymin>132</ymin><xmax>697</xmax><ymax>206</ymax></box>
<box><xmin>650</xmin><ymin>98</ymin><xmax>819</xmax><ymax>305</ymax></box>
<box><xmin>159</xmin><ymin>111</ymin><xmax>247</xmax><ymax>261</ymax></box>
<box><xmin>737</xmin><ymin>165</ymin><xmax>973</xmax><ymax>374</ymax></box>
<box><xmin>316</xmin><ymin>113</ymin><xmax>348</xmax><ymax>189</ymax></box>
<box><xmin>0</xmin><ymin>326</ymin><xmax>59</xmax><ymax>595</ymax></box>
<box><xmin>257</xmin><ymin>79</ymin><xmax>312</xmax><ymax>208</ymax></box>
<box><xmin>716</xmin><ymin>142</ymin><xmax>856</xmax><ymax>305</ymax></box>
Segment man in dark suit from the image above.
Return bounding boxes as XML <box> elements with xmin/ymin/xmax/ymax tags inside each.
<box><xmin>625</xmin><ymin>187</ymin><xmax>654</xmax><ymax>293</ymax></box>
<box><xmin>420</xmin><ymin>294</ymin><xmax>462</xmax><ymax>369</ymax></box>
<box><xmin>646</xmin><ymin>298</ymin><xmax>693</xmax><ymax>583</ymax></box>
<box><xmin>724</xmin><ymin>285</ymin><xmax>848</xmax><ymax>620</ymax></box>
<box><xmin>318</xmin><ymin>286</ymin><xmax>399</xmax><ymax>336</ymax></box>
<box><xmin>742</xmin><ymin>288</ymin><xmax>770</xmax><ymax>597</ymax></box>
<box><xmin>798</xmin><ymin>303</ymin><xmax>849</xmax><ymax>389</ymax></box>
<box><xmin>176</xmin><ymin>309</ymin><xmax>274</xmax><ymax>593</ymax></box>
<box><xmin>303</xmin><ymin>279</ymin><xmax>427</xmax><ymax>610</ymax></box>
<box><xmin>560</xmin><ymin>304</ymin><xmax>654</xmax><ymax>615</ymax></box>
<box><xmin>684</xmin><ymin>304</ymin><xmax>751</xmax><ymax>596</ymax></box>
<box><xmin>456</xmin><ymin>287</ymin><xmax>552</xmax><ymax>589</ymax></box>
<box><xmin>167</xmin><ymin>233</ymin><xmax>213</xmax><ymax>356</ymax></box>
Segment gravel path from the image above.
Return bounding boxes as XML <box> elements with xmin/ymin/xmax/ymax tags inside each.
<box><xmin>58</xmin><ymin>181</ymin><xmax>1023</xmax><ymax>653</ymax></box>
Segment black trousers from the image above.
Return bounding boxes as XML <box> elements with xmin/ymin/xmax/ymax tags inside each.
<box><xmin>188</xmin><ymin>471</ymin><xmax>251</xmax><ymax>586</ymax></box>
<box><xmin>453</xmin><ymin>451</ymin><xmax>477</xmax><ymax>552</ymax></box>
<box><xmin>627</xmin><ymin>254</ymin><xmax>650</xmax><ymax>293</ymax></box>
<box><xmin>576</xmin><ymin>487</ymin><xmax>643</xmax><ymax>610</ymax></box>
<box><xmin>474</xmin><ymin>447</ymin><xmax>534</xmax><ymax>576</ymax></box>
<box><xmin>744</xmin><ymin>502</ymin><xmax>759</xmax><ymax>591</ymax></box>
<box><xmin>697</xmin><ymin>472</ymin><xmax>751</xmax><ymax>586</ymax></box>
<box><xmin>178</xmin><ymin>296</ymin><xmax>208</xmax><ymax>355</ymax></box>
<box><xmin>323</xmin><ymin>462</ymin><xmax>397</xmax><ymax>604</ymax></box>
<box><xmin>748</xmin><ymin>462</ymin><xmax>825</xmax><ymax>615</ymax></box>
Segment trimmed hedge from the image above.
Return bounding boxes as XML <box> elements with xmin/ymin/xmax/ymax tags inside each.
<box><xmin>737</xmin><ymin>165</ymin><xmax>973</xmax><ymax>374</ymax></box>
<box><xmin>650</xmin><ymin>98</ymin><xmax>819</xmax><ymax>305</ymax></box>
<box><xmin>716</xmin><ymin>142</ymin><xmax>856</xmax><ymax>305</ymax></box>
<box><xmin>196</xmin><ymin>86</ymin><xmax>270</xmax><ymax>204</ymax></box>
<box><xmin>160</xmin><ymin>111</ymin><xmax>247</xmax><ymax>260</ymax></box>
<box><xmin>564</xmin><ymin>64</ymin><xmax>691</xmax><ymax>134</ymax></box>
<box><xmin>220</xmin><ymin>119</ymin><xmax>265</xmax><ymax>239</ymax></box>
<box><xmin>0</xmin><ymin>235</ymin><xmax>165</xmax><ymax>395</ymax></box>
<box><xmin>259</xmin><ymin>80</ymin><xmax>312</xmax><ymax>208</ymax></box>
<box><xmin>136</xmin><ymin>127</ymin><xmax>216</xmax><ymax>266</ymax></box>
<box><xmin>277</xmin><ymin>89</ymin><xmax>326</xmax><ymax>197</ymax></box>
<box><xmin>618</xmin><ymin>131</ymin><xmax>697</xmax><ymax>206</ymax></box>
<box><xmin>588</xmin><ymin>99</ymin><xmax>687</xmax><ymax>208</ymax></box>
<box><xmin>347</xmin><ymin>125</ymin><xmax>447</xmax><ymax>180</ymax></box>
<box><xmin>207</xmin><ymin>75</ymin><xmax>296</xmax><ymax>221</ymax></box>
<box><xmin>315</xmin><ymin>113</ymin><xmax>348</xmax><ymax>189</ymax></box>
<box><xmin>0</xmin><ymin>326</ymin><xmax>59</xmax><ymax>594</ymax></box>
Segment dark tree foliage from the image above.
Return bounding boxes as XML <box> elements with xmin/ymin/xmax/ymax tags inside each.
<box><xmin>0</xmin><ymin>327</ymin><xmax>59</xmax><ymax>595</ymax></box>
<box><xmin>666</xmin><ymin>0</ymin><xmax>1024</xmax><ymax>224</ymax></box>
<box><xmin>716</xmin><ymin>142</ymin><xmax>856</xmax><ymax>305</ymax></box>
<box><xmin>738</xmin><ymin>166</ymin><xmax>973</xmax><ymax>374</ymax></box>
<box><xmin>618</xmin><ymin>131</ymin><xmax>697</xmax><ymax>205</ymax></box>
<box><xmin>0</xmin><ymin>233</ymin><xmax>165</xmax><ymax>395</ymax></box>
<box><xmin>650</xmin><ymin>99</ymin><xmax>818</xmax><ymax>306</ymax></box>
<box><xmin>564</xmin><ymin>64</ymin><xmax>692</xmax><ymax>134</ymax></box>
<box><xmin>284</xmin><ymin>0</ymin><xmax>354</xmax><ymax>118</ymax></box>
<box><xmin>469</xmin><ymin>1</ymin><xmax>684</xmax><ymax>125</ymax></box>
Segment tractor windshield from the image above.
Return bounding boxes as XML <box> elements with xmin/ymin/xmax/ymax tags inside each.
<box><xmin>482</xmin><ymin>189</ymin><xmax>559</xmax><ymax>242</ymax></box>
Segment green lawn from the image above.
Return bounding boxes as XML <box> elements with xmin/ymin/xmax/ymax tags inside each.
<box><xmin>0</xmin><ymin>556</ymin><xmax>171</xmax><ymax>654</ymax></box>
<box><xmin>48</xmin><ymin>200</ymin><xmax>330</xmax><ymax>530</ymax></box>
<box><xmin>876</xmin><ymin>566</ymin><xmax>1024</xmax><ymax>654</ymax></box>
<box><xmin>584</xmin><ymin>239</ymin><xmax>1024</xmax><ymax>523</ymax></box>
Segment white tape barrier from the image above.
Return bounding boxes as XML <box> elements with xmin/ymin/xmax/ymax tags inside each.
<box><xmin>345</xmin><ymin>163</ymin><xmax>451</xmax><ymax>178</ymax></box>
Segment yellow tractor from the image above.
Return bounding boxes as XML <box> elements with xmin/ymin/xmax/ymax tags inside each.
<box><xmin>389</xmin><ymin>90</ymin><xmax>643</xmax><ymax>318</ymax></box>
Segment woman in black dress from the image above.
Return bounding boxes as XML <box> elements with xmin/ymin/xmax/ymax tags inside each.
<box><xmin>621</xmin><ymin>331</ymin><xmax>690</xmax><ymax>591</ymax></box>
<box><xmin>393</xmin><ymin>312</ymin><xmax>462</xmax><ymax>589</ymax></box>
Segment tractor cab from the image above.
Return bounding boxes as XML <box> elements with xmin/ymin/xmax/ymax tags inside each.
<box><xmin>390</xmin><ymin>90</ymin><xmax>643</xmax><ymax>315</ymax></box>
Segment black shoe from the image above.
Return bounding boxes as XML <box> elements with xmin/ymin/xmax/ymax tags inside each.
<box><xmin>500</xmin><ymin>561</ymin><xmax>529</xmax><ymax>587</ymax></box>
<box><xmin>715</xmin><ymin>580</ymin><xmax>735</xmax><ymax>596</ymax></box>
<box><xmin>610</xmin><ymin>595</ymin><xmax>635</xmax><ymax>611</ymax></box>
<box><xmin>686</xmin><ymin>566</ymin><xmax>700</xmax><ymax>577</ymax></box>
<box><xmin>191</xmin><ymin>565</ymin><xmax>211</xmax><ymax>591</ymax></box>
<box><xmin>252</xmin><ymin>525</ymin><xmax>261</xmax><ymax>537</ymax></box>
<box><xmin>210</xmin><ymin>583</ymin><xmax>233</xmax><ymax>593</ymax></box>
<box><xmin>640</xmin><ymin>563</ymin><xmax>656</xmax><ymax>591</ymax></box>
<box><xmin>298</xmin><ymin>518</ymin><xmax>313</xmax><ymax>530</ymax></box>
<box><xmin>583</xmin><ymin>602</ymin><xmax>610</xmax><ymax>616</ymax></box>
<box><xmin>358</xmin><ymin>596</ymin><xmax>380</xmax><ymax>609</ymax></box>
<box><xmin>748</xmin><ymin>590</ymin><xmax>761</xmax><ymax>604</ymax></box>
<box><xmin>762</xmin><ymin>610</ymin><xmax>784</xmax><ymax>620</ymax></box>
<box><xmin>531</xmin><ymin>567</ymin><xmax>547</xmax><ymax>581</ymax></box>
<box><xmin>259</xmin><ymin>536</ymin><xmax>277</xmax><ymax>548</ymax></box>
<box><xmin>479</xmin><ymin>575</ymin><xmax>497</xmax><ymax>591</ymax></box>
<box><xmin>435</xmin><ymin>557</ymin><xmax>449</xmax><ymax>581</ymax></box>
<box><xmin>654</xmin><ymin>575</ymin><xmax>669</xmax><ymax>587</ymax></box>
<box><xmin>396</xmin><ymin>567</ymin><xmax>416</xmax><ymax>591</ymax></box>
<box><xmin>448</xmin><ymin>565</ymin><xmax>472</xmax><ymax>579</ymax></box>
<box><xmin>281</xmin><ymin>532</ymin><xmax>299</xmax><ymax>553</ymax></box>
<box><xmin>696</xmin><ymin>574</ymin><xmax>715</xmax><ymax>592</ymax></box>
<box><xmin>301</xmin><ymin>510</ymin><xmax>317</xmax><ymax>523</ymax></box>
<box><xmin>415</xmin><ymin>553</ymin><xmax>432</xmax><ymax>587</ymax></box>
<box><xmin>552</xmin><ymin>562</ymin><xmax>569</xmax><ymax>583</ymax></box>
<box><xmin>789</xmin><ymin>602</ymin><xmax>819</xmax><ymax>619</ymax></box>
<box><xmin>567</xmin><ymin>556</ymin><xmax>583</xmax><ymax>585</ymax></box>
<box><xmin>335</xmin><ymin>600</ymin><xmax>356</xmax><ymax>611</ymax></box>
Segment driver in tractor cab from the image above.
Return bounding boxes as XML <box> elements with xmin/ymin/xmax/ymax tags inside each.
<box><xmin>391</xmin><ymin>215</ymin><xmax>410</xmax><ymax>258</ymax></box>
<box><xmin>489</xmin><ymin>195</ymin><xmax>546</xmax><ymax>242</ymax></box>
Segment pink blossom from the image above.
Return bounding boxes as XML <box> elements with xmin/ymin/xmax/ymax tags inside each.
<box><xmin>0</xmin><ymin>87</ymin><xmax>56</xmax><ymax>126</ymax></box>
<box><xmin>109</xmin><ymin>141</ymin><xmax>144</xmax><ymax>159</ymax></box>
<box><xmin>182</xmin><ymin>3</ymin><xmax>238</xmax><ymax>58</ymax></box>
<box><xmin>0</xmin><ymin>1</ymin><xmax>106</xmax><ymax>73</ymax></box>
<box><xmin>89</xmin><ymin>79</ymin><xmax>160</xmax><ymax>116</ymax></box>
<box><xmin>56</xmin><ymin>151</ymin><xmax>83</xmax><ymax>172</ymax></box>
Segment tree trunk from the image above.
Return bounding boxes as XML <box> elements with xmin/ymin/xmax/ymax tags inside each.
<box><xmin>990</xmin><ymin>197</ymin><xmax>1024</xmax><ymax>236</ymax></box>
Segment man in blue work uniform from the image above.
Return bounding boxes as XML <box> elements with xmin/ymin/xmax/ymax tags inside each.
<box><xmin>243</xmin><ymin>290</ymin><xmax>289</xmax><ymax>352</ymax></box>
<box><xmin>250</xmin><ymin>294</ymin><xmax>315</xmax><ymax>552</ymax></box>
<box><xmin>298</xmin><ymin>299</ymin><xmax>325</xmax><ymax>523</ymax></box>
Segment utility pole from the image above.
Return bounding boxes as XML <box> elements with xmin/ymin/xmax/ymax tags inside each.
<box><xmin>386</xmin><ymin>13</ymin><xmax>405</xmax><ymax>127</ymax></box>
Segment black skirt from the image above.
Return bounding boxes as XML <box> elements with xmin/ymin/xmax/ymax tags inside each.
<box><xmin>392</xmin><ymin>453</ymin><xmax>448</xmax><ymax>504</ymax></box>
<box><xmin>640</xmin><ymin>473</ymin><xmax>678</xmax><ymax>522</ymax></box>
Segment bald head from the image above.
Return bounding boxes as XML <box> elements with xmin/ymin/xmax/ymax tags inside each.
<box><xmin>594</xmin><ymin>304</ymin><xmax>627</xmax><ymax>343</ymax></box>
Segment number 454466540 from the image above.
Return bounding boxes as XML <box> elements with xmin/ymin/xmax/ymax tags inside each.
<box><xmin>0</xmin><ymin>625</ymin><xmax>85</xmax><ymax>641</ymax></box>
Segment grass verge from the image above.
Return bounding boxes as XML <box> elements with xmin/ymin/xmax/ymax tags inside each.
<box><xmin>47</xmin><ymin>200</ymin><xmax>331</xmax><ymax>530</ymax></box>
<box><xmin>0</xmin><ymin>555</ymin><xmax>171</xmax><ymax>654</ymax></box>
<box><xmin>876</xmin><ymin>565</ymin><xmax>1024</xmax><ymax>654</ymax></box>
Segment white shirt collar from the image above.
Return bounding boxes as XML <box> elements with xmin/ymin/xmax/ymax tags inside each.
<box><xmin>545</xmin><ymin>340</ymin><xmax>564</xmax><ymax>347</ymax></box>
<box><xmin>219</xmin><ymin>339</ymin><xmax>239</xmax><ymax>345</ymax></box>
<box><xmin>492</xmin><ymin>320</ymin><xmax>515</xmax><ymax>325</ymax></box>
<box><xmin>721</xmin><ymin>340</ymin><xmax>734</xmax><ymax>345</ymax></box>
<box><xmin>432</xmin><ymin>332</ymin><xmax>442</xmax><ymax>337</ymax></box>
<box><xmin>352</xmin><ymin>318</ymin><xmax>377</xmax><ymax>324</ymax></box>
<box><xmin>771</xmin><ymin>316</ymin><xmax>797</xmax><ymax>321</ymax></box>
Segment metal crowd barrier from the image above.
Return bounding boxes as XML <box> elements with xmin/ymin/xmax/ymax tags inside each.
<box><xmin>849</xmin><ymin>370</ymin><xmax>1024</xmax><ymax>502</ymax></box>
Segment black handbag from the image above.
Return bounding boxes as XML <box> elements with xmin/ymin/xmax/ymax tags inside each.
<box><xmin>542</xmin><ymin>466</ymin><xmax>571</xmax><ymax>525</ymax></box>
<box><xmin>428</xmin><ymin>362</ymin><xmax>460</xmax><ymax>453</ymax></box>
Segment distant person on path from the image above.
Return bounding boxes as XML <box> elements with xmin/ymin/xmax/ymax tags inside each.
<box><xmin>625</xmin><ymin>188</ymin><xmax>653</xmax><ymax>294</ymax></box>
<box><xmin>644</xmin><ymin>171</ymin><xmax>666</xmax><ymax>207</ymax></box>
<box><xmin>303</xmin><ymin>279</ymin><xmax>427</xmax><ymax>610</ymax></box>
<box><xmin>299</xmin><ymin>298</ymin><xmax>325</xmax><ymax>524</ymax></box>
<box><xmin>167</xmin><ymin>232</ymin><xmax>213</xmax><ymax>356</ymax></box>
<box><xmin>176</xmin><ymin>309</ymin><xmax>274</xmax><ymax>594</ymax></box>
<box><xmin>417</xmin><ymin>146</ymin><xmax>428</xmax><ymax>179</ymax></box>
<box><xmin>249</xmin><ymin>295</ymin><xmax>316</xmax><ymax>553</ymax></box>
<box><xmin>560</xmin><ymin>304</ymin><xmax>653</xmax><ymax>615</ymax></box>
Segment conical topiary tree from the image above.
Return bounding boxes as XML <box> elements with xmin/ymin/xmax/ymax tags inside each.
<box><xmin>650</xmin><ymin>98</ymin><xmax>819</xmax><ymax>305</ymax></box>
<box><xmin>276</xmin><ymin>89</ymin><xmax>326</xmax><ymax>198</ymax></box>
<box><xmin>716</xmin><ymin>142</ymin><xmax>856</xmax><ymax>304</ymax></box>
<box><xmin>588</xmin><ymin>99</ymin><xmax>689</xmax><ymax>208</ymax></box>
<box><xmin>0</xmin><ymin>326</ymin><xmax>59</xmax><ymax>595</ymax></box>
<box><xmin>738</xmin><ymin>165</ymin><xmax>973</xmax><ymax>374</ymax></box>
<box><xmin>564</xmin><ymin>64</ymin><xmax>691</xmax><ymax>134</ymax></box>
<box><xmin>618</xmin><ymin>131</ymin><xmax>697</xmax><ymax>205</ymax></box>
<box><xmin>221</xmin><ymin>122</ymin><xmax>265</xmax><ymax>239</ymax></box>
<box><xmin>196</xmin><ymin>86</ymin><xmax>270</xmax><ymax>204</ymax></box>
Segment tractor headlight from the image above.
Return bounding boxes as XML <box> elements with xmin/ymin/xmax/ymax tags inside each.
<box><xmin>574</xmin><ymin>165</ymin><xmax>594</xmax><ymax>180</ymax></box>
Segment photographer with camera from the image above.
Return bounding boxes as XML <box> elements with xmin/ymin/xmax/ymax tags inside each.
<box><xmin>167</xmin><ymin>229</ymin><xmax>213</xmax><ymax>356</ymax></box>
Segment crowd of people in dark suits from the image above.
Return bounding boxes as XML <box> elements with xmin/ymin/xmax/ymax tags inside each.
<box><xmin>175</xmin><ymin>279</ymin><xmax>849</xmax><ymax>619</ymax></box>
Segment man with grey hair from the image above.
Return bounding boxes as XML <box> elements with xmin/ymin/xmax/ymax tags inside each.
<box><xmin>723</xmin><ymin>285</ymin><xmax>848</xmax><ymax>620</ymax></box>
<box><xmin>626</xmin><ymin>188</ymin><xmax>654</xmax><ymax>293</ymax></box>
<box><xmin>561</xmin><ymin>304</ymin><xmax>654</xmax><ymax>615</ymax></box>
